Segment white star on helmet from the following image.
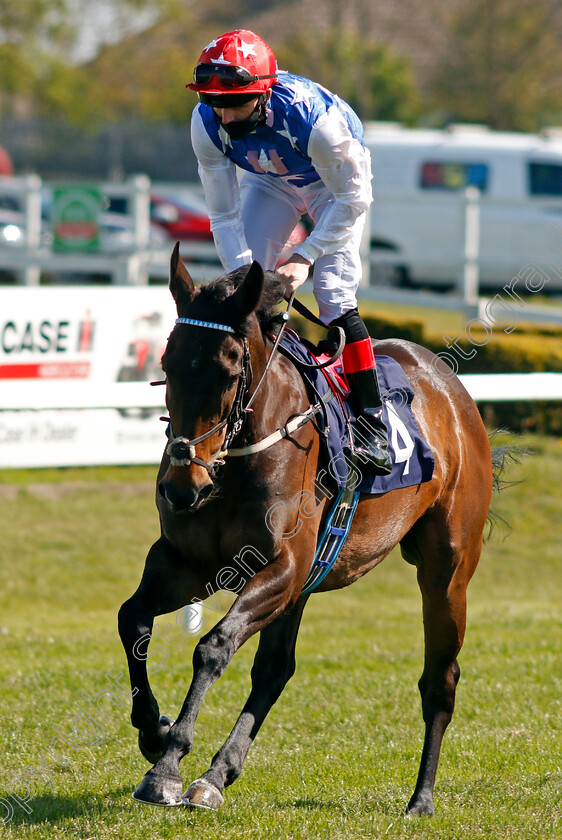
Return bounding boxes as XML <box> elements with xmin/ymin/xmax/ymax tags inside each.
<box><xmin>238</xmin><ymin>40</ymin><xmax>257</xmax><ymax>59</ymax></box>
<box><xmin>212</xmin><ymin>52</ymin><xmax>231</xmax><ymax>65</ymax></box>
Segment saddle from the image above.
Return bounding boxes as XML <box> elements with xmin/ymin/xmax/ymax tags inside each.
<box><xmin>277</xmin><ymin>329</ymin><xmax>435</xmax><ymax>496</ymax></box>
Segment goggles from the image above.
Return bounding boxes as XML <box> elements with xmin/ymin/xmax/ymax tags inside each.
<box><xmin>193</xmin><ymin>63</ymin><xmax>277</xmax><ymax>89</ymax></box>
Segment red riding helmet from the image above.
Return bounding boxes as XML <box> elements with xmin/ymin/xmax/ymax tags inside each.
<box><xmin>187</xmin><ymin>30</ymin><xmax>278</xmax><ymax>96</ymax></box>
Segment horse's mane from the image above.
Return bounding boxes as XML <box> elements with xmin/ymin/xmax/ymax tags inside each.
<box><xmin>197</xmin><ymin>267</ymin><xmax>288</xmax><ymax>336</ymax></box>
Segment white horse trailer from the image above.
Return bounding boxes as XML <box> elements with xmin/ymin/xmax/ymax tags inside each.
<box><xmin>365</xmin><ymin>123</ymin><xmax>562</xmax><ymax>291</ymax></box>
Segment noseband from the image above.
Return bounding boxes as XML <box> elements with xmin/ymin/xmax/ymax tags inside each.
<box><xmin>165</xmin><ymin>317</ymin><xmax>252</xmax><ymax>478</ymax></box>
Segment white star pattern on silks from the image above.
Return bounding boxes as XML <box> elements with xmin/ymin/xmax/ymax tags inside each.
<box><xmin>256</xmin><ymin>149</ymin><xmax>283</xmax><ymax>174</ymax></box>
<box><xmin>203</xmin><ymin>39</ymin><xmax>219</xmax><ymax>52</ymax></box>
<box><xmin>277</xmin><ymin>118</ymin><xmax>299</xmax><ymax>149</ymax></box>
<box><xmin>285</xmin><ymin>80</ymin><xmax>313</xmax><ymax>108</ymax></box>
<box><xmin>238</xmin><ymin>40</ymin><xmax>257</xmax><ymax>59</ymax></box>
<box><xmin>218</xmin><ymin>124</ymin><xmax>233</xmax><ymax>150</ymax></box>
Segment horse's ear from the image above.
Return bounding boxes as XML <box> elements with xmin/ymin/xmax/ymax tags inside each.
<box><xmin>231</xmin><ymin>261</ymin><xmax>264</xmax><ymax>317</ymax></box>
<box><xmin>169</xmin><ymin>242</ymin><xmax>196</xmax><ymax>314</ymax></box>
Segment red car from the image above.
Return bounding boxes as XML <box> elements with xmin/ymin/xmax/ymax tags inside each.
<box><xmin>0</xmin><ymin>145</ymin><xmax>13</xmax><ymax>176</ymax></box>
<box><xmin>149</xmin><ymin>192</ymin><xmax>310</xmax><ymax>260</ymax></box>
<box><xmin>149</xmin><ymin>193</ymin><xmax>213</xmax><ymax>241</ymax></box>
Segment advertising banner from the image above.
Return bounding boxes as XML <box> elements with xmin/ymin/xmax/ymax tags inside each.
<box><xmin>0</xmin><ymin>287</ymin><xmax>177</xmax><ymax>468</ymax></box>
<box><xmin>52</xmin><ymin>186</ymin><xmax>102</xmax><ymax>252</ymax></box>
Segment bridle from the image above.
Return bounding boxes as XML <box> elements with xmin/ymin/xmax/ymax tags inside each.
<box><xmin>162</xmin><ymin>317</ymin><xmax>253</xmax><ymax>478</ymax></box>
<box><xmin>155</xmin><ymin>294</ymin><xmax>345</xmax><ymax>480</ymax></box>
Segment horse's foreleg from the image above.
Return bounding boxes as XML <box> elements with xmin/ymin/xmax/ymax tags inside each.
<box><xmin>133</xmin><ymin>554</ymin><xmax>299</xmax><ymax>806</ymax></box>
<box><xmin>118</xmin><ymin>589</ymin><xmax>165</xmax><ymax>759</ymax></box>
<box><xmin>118</xmin><ymin>537</ymin><xmax>203</xmax><ymax>776</ymax></box>
<box><xmin>183</xmin><ymin>595</ymin><xmax>309</xmax><ymax>810</ymax></box>
<box><xmin>404</xmin><ymin>525</ymin><xmax>481</xmax><ymax>816</ymax></box>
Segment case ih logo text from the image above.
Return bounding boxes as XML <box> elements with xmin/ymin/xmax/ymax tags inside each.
<box><xmin>0</xmin><ymin>312</ymin><xmax>95</xmax><ymax>379</ymax></box>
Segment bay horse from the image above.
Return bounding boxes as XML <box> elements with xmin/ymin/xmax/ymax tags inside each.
<box><xmin>118</xmin><ymin>245</ymin><xmax>495</xmax><ymax>816</ymax></box>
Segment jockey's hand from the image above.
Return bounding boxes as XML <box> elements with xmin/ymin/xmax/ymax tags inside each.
<box><xmin>276</xmin><ymin>254</ymin><xmax>312</xmax><ymax>297</ymax></box>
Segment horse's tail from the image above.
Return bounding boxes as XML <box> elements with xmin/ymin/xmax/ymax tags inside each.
<box><xmin>486</xmin><ymin>432</ymin><xmax>528</xmax><ymax>539</ymax></box>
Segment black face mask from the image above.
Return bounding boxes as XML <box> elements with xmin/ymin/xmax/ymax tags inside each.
<box><xmin>219</xmin><ymin>94</ymin><xmax>267</xmax><ymax>141</ymax></box>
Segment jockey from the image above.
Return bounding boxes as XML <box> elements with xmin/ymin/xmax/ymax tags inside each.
<box><xmin>187</xmin><ymin>29</ymin><xmax>391</xmax><ymax>474</ymax></box>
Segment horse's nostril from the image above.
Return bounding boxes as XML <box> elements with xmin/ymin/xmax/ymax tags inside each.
<box><xmin>198</xmin><ymin>483</ymin><xmax>214</xmax><ymax>502</ymax></box>
<box><xmin>158</xmin><ymin>480</ymin><xmax>213</xmax><ymax>512</ymax></box>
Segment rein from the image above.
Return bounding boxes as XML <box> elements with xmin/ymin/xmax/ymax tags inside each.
<box><xmin>160</xmin><ymin>294</ymin><xmax>344</xmax><ymax>476</ymax></box>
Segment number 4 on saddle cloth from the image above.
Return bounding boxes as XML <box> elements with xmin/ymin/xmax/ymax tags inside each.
<box><xmin>278</xmin><ymin>329</ymin><xmax>435</xmax><ymax>496</ymax></box>
<box><xmin>277</xmin><ymin>330</ymin><xmax>435</xmax><ymax>595</ymax></box>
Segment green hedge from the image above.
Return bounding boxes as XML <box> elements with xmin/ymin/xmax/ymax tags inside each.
<box><xmin>288</xmin><ymin>312</ymin><xmax>562</xmax><ymax>435</ymax></box>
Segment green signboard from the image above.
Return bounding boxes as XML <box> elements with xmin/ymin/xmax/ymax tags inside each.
<box><xmin>52</xmin><ymin>187</ymin><xmax>102</xmax><ymax>252</ymax></box>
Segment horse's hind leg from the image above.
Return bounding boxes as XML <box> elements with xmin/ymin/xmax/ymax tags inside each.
<box><xmin>401</xmin><ymin>509</ymin><xmax>484</xmax><ymax>816</ymax></box>
<box><xmin>183</xmin><ymin>595</ymin><xmax>309</xmax><ymax>810</ymax></box>
<box><xmin>118</xmin><ymin>536</ymin><xmax>204</xmax><ymax>792</ymax></box>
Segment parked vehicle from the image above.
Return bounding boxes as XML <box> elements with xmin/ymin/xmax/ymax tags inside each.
<box><xmin>0</xmin><ymin>207</ymin><xmax>168</xmax><ymax>252</ymax></box>
<box><xmin>107</xmin><ymin>190</ymin><xmax>213</xmax><ymax>242</ymax></box>
<box><xmin>149</xmin><ymin>193</ymin><xmax>212</xmax><ymax>241</ymax></box>
<box><xmin>0</xmin><ymin>201</ymin><xmax>169</xmax><ymax>284</ymax></box>
<box><xmin>0</xmin><ymin>207</ymin><xmax>25</xmax><ymax>246</ymax></box>
<box><xmin>0</xmin><ymin>178</ymin><xmax>308</xmax><ymax>283</ymax></box>
<box><xmin>0</xmin><ymin>145</ymin><xmax>13</xmax><ymax>177</ymax></box>
<box><xmin>365</xmin><ymin>123</ymin><xmax>562</xmax><ymax>291</ymax></box>
<box><xmin>109</xmin><ymin>188</ymin><xmax>308</xmax><ymax>263</ymax></box>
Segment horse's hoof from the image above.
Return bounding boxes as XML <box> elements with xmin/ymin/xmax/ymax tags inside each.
<box><xmin>138</xmin><ymin>715</ymin><xmax>175</xmax><ymax>763</ymax></box>
<box><xmin>406</xmin><ymin>793</ymin><xmax>435</xmax><ymax>817</ymax></box>
<box><xmin>132</xmin><ymin>769</ymin><xmax>183</xmax><ymax>806</ymax></box>
<box><xmin>182</xmin><ymin>778</ymin><xmax>224</xmax><ymax>811</ymax></box>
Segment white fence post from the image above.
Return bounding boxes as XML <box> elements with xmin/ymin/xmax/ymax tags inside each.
<box><xmin>129</xmin><ymin>173</ymin><xmax>151</xmax><ymax>251</ymax></box>
<box><xmin>22</xmin><ymin>173</ymin><xmax>43</xmax><ymax>286</ymax></box>
<box><xmin>128</xmin><ymin>174</ymin><xmax>151</xmax><ymax>285</ymax></box>
<box><xmin>462</xmin><ymin>186</ymin><xmax>480</xmax><ymax>306</ymax></box>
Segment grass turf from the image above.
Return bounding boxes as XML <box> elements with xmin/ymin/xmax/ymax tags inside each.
<box><xmin>0</xmin><ymin>433</ymin><xmax>560</xmax><ymax>838</ymax></box>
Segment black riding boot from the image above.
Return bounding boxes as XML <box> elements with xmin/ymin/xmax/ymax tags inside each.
<box><xmin>330</xmin><ymin>309</ymin><xmax>392</xmax><ymax>474</ymax></box>
<box><xmin>345</xmin><ymin>366</ymin><xmax>393</xmax><ymax>473</ymax></box>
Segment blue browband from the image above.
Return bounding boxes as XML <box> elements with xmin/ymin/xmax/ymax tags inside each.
<box><xmin>175</xmin><ymin>317</ymin><xmax>235</xmax><ymax>334</ymax></box>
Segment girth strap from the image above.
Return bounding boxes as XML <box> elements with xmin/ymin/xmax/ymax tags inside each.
<box><xmin>301</xmin><ymin>451</ymin><xmax>361</xmax><ymax>596</ymax></box>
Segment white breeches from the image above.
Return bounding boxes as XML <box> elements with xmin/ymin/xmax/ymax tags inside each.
<box><xmin>239</xmin><ymin>172</ymin><xmax>365</xmax><ymax>324</ymax></box>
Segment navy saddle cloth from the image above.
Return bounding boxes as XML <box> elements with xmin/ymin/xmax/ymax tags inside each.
<box><xmin>279</xmin><ymin>331</ymin><xmax>435</xmax><ymax>495</ymax></box>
